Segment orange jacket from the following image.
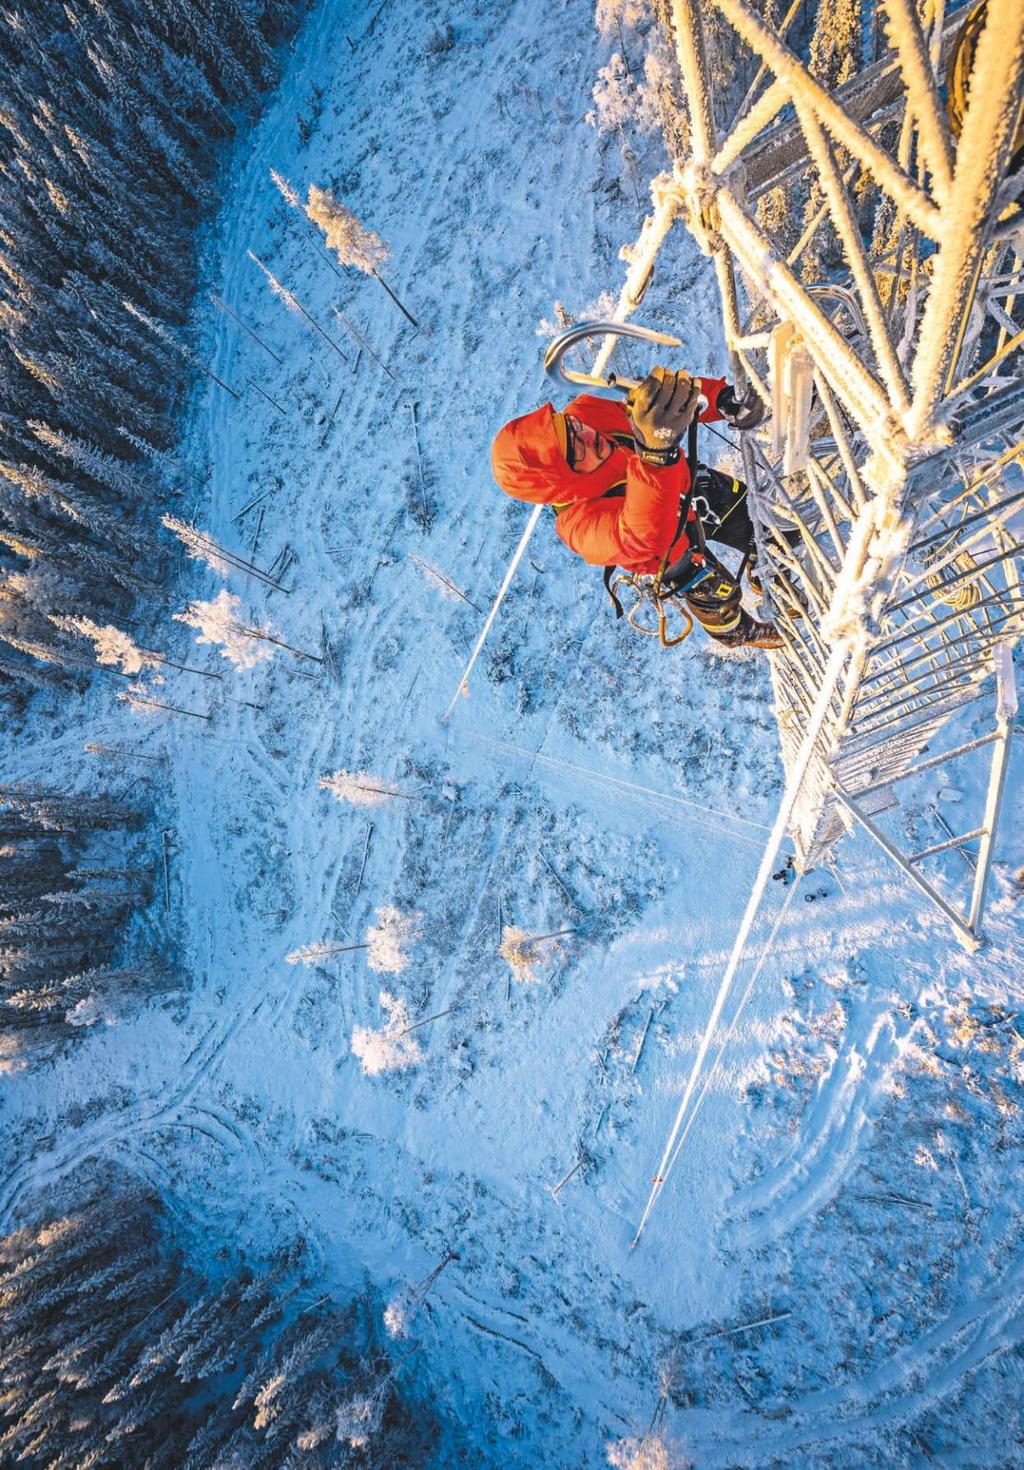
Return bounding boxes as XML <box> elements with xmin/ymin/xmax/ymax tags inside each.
<box><xmin>491</xmin><ymin>382</ymin><xmax>727</xmax><ymax>574</ymax></box>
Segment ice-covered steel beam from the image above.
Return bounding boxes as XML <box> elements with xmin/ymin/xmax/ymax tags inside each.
<box><xmin>669</xmin><ymin>0</ymin><xmax>717</xmax><ymax>164</ymax></box>
<box><xmin>714</xmin><ymin>187</ymin><xmax>900</xmax><ymax>457</ymax></box>
<box><xmin>907</xmin><ymin>0</ymin><xmax>1024</xmax><ymax>438</ymax></box>
<box><xmin>880</xmin><ymin>0</ymin><xmax>955</xmax><ymax>203</ymax></box>
<box><xmin>708</xmin><ymin>0</ymin><xmax>943</xmax><ymax>237</ymax></box>
<box><xmin>740</xmin><ymin>5</ymin><xmax>972</xmax><ymax>197</ymax></box>
<box><xmin>713</xmin><ymin>79</ymin><xmax>789</xmax><ymax>174</ymax></box>
<box><xmin>792</xmin><ymin>101</ymin><xmax>912</xmax><ymax>414</ymax></box>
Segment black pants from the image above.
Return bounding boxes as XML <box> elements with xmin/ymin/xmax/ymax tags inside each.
<box><xmin>663</xmin><ymin>466</ymin><xmax>799</xmax><ymax>640</ymax></box>
<box><xmin>664</xmin><ymin>465</ymin><xmax>755</xmax><ymax>640</ymax></box>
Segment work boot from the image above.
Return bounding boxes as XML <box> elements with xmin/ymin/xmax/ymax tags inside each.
<box><xmin>746</xmin><ymin>549</ymin><xmax>805</xmax><ymax>620</ymax></box>
<box><xmin>715</xmin><ymin>610</ymin><xmax>783</xmax><ymax>650</ymax></box>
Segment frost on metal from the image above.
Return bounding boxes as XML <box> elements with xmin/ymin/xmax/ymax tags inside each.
<box><xmin>637</xmin><ymin>0</ymin><xmax>1024</xmax><ymax>941</ymax></box>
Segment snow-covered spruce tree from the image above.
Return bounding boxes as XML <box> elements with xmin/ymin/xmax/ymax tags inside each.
<box><xmin>0</xmin><ymin>0</ymin><xmax>304</xmax><ymax>697</ymax></box>
<box><xmin>0</xmin><ymin>1167</ymin><xmax>439</xmax><ymax>1466</ymax></box>
<box><xmin>0</xmin><ymin>786</ymin><xmax>165</xmax><ymax>1073</ymax></box>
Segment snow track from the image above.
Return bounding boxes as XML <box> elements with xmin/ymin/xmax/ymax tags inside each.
<box><xmin>727</xmin><ymin>996</ymin><xmax>905</xmax><ymax>1248</ymax></box>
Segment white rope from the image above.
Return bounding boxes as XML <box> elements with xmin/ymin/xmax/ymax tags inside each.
<box><xmin>441</xmin><ymin>504</ymin><xmax>543</xmax><ymax>721</ymax></box>
<box><xmin>465</xmin><ymin>732</ymin><xmax>774</xmax><ymax>836</ymax></box>
<box><xmin>661</xmin><ymin>872</ymin><xmax>803</xmax><ymax>1183</ymax></box>
<box><xmin>631</xmin><ymin>640</ymin><xmax>850</xmax><ymax>1249</ymax></box>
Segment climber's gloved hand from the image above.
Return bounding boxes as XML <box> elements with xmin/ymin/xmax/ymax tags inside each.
<box><xmin>717</xmin><ymin>382</ymin><xmax>768</xmax><ymax>431</ymax></box>
<box><xmin>627</xmin><ymin>367</ymin><xmax>702</xmax><ymax>468</ymax></box>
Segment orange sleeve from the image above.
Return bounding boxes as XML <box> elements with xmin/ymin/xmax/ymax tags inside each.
<box><xmin>555</xmin><ymin>454</ymin><xmax>690</xmax><ymax>570</ymax></box>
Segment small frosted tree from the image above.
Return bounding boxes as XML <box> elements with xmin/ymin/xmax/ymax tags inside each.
<box><xmin>318</xmin><ymin>769</ymin><xmax>415</xmax><ymax>806</ymax></box>
<box><xmin>161</xmin><ymin>515</ymin><xmax>283</xmax><ymax>588</ymax></box>
<box><xmin>499</xmin><ymin>924</ymin><xmax>576</xmax><ymax>983</ymax></box>
<box><xmin>247</xmin><ymin>249</ymin><xmax>351</xmax><ymax>362</ymax></box>
<box><xmin>50</xmin><ymin>614</ymin><xmax>154</xmax><ymax>675</ymax></box>
<box><xmin>364</xmin><ymin>904</ymin><xmax>422</xmax><ymax>974</ymax></box>
<box><xmin>335</xmin><ymin>1385</ymin><xmax>385</xmax><ymax>1450</ymax></box>
<box><xmin>285</xmin><ymin>939</ymin><xmax>368</xmax><ymax>965</ymax></box>
<box><xmin>351</xmin><ymin>992</ymin><xmax>457</xmax><ymax>1076</ymax></box>
<box><xmin>305</xmin><ymin>186</ymin><xmax>388</xmax><ymax>273</ymax></box>
<box><xmin>591</xmin><ymin>53</ymin><xmax>635</xmax><ymax>133</ymax></box>
<box><xmin>595</xmin><ymin>0</ymin><xmax>650</xmax><ymax>39</ymax></box>
<box><xmin>384</xmin><ymin>1250</ymin><xmax>458</xmax><ymax>1339</ymax></box>
<box><xmin>175</xmin><ymin>589</ymin><xmax>320</xmax><ymax>668</ymax></box>
<box><xmin>50</xmin><ymin>615</ymin><xmax>218</xmax><ymax>681</ymax></box>
<box><xmin>174</xmin><ymin>590</ymin><xmax>275</xmax><ymax>670</ymax></box>
<box><xmin>305</xmin><ymin>185</ymin><xmax>417</xmax><ymax>327</ymax></box>
<box><xmin>607</xmin><ymin>1437</ymin><xmax>689</xmax><ymax>1470</ymax></box>
<box><xmin>351</xmin><ymin>991</ymin><xmax>424</xmax><ymax>1076</ymax></box>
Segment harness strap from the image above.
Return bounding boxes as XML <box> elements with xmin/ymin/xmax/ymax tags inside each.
<box><xmin>603</xmin><ymin>564</ymin><xmax>625</xmax><ymax>618</ymax></box>
<box><xmin>653</xmin><ymin>417</ymin><xmax>703</xmax><ymax>601</ymax></box>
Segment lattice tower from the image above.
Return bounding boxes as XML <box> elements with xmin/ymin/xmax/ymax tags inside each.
<box><xmin>663</xmin><ymin>0</ymin><xmax>1024</xmax><ymax>944</ymax></box>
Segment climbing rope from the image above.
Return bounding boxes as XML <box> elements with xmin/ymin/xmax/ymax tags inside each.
<box><xmin>631</xmin><ymin>640</ymin><xmax>851</xmax><ymax>1248</ymax></box>
<box><xmin>660</xmin><ymin>872</ymin><xmax>803</xmax><ymax>1185</ymax></box>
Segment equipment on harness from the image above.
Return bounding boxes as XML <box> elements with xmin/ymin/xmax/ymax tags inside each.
<box><xmin>604</xmin><ymin>418</ymin><xmax>710</xmax><ymax>648</ymax></box>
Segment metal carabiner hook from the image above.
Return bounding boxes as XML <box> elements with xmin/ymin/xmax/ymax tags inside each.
<box><xmin>543</xmin><ymin>319</ymin><xmax>683</xmax><ymax>399</ymax></box>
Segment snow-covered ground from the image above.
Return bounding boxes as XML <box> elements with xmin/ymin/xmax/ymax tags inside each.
<box><xmin>3</xmin><ymin>0</ymin><xmax>1024</xmax><ymax>1464</ymax></box>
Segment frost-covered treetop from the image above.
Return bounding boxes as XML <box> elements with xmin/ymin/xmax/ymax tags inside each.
<box><xmin>364</xmin><ymin>904</ymin><xmax>422</xmax><ymax>975</ymax></box>
<box><xmin>318</xmin><ymin>769</ymin><xmax>407</xmax><ymax>805</ymax></box>
<box><xmin>595</xmin><ymin>0</ymin><xmax>650</xmax><ymax>40</ymax></box>
<box><xmin>270</xmin><ymin>166</ymin><xmax>300</xmax><ymax>210</ymax></box>
<box><xmin>162</xmin><ymin>515</ymin><xmax>232</xmax><ymax>577</ymax></box>
<box><xmin>351</xmin><ymin>991</ymin><xmax>422</xmax><ymax>1077</ymax></box>
<box><xmin>498</xmin><ymin>924</ymin><xmax>574</xmax><ymax>984</ymax></box>
<box><xmin>174</xmin><ymin>589</ymin><xmax>274</xmax><ymax>671</ymax></box>
<box><xmin>305</xmin><ymin>185</ymin><xmax>389</xmax><ymax>274</ymax></box>
<box><xmin>607</xmin><ymin>1436</ymin><xmax>686</xmax><ymax>1470</ymax></box>
<box><xmin>48</xmin><ymin>615</ymin><xmax>153</xmax><ymax>675</ymax></box>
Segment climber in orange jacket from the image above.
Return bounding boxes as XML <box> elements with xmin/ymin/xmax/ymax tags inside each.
<box><xmin>491</xmin><ymin>366</ymin><xmax>781</xmax><ymax>649</ymax></box>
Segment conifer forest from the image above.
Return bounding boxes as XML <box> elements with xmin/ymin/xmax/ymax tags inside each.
<box><xmin>1</xmin><ymin>0</ymin><xmax>1023</xmax><ymax>1465</ymax></box>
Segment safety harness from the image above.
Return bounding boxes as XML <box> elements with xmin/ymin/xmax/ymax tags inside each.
<box><xmin>606</xmin><ymin>420</ymin><xmax>746</xmax><ymax>648</ymax></box>
<box><xmin>552</xmin><ymin>420</ymin><xmax>749</xmax><ymax>648</ymax></box>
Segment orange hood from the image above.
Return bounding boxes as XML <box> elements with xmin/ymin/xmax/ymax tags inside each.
<box><xmin>491</xmin><ymin>398</ymin><xmax>629</xmax><ymax>506</ymax></box>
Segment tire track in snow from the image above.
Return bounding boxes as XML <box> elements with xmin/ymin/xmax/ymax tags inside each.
<box><xmin>725</xmin><ymin>998</ymin><xmax>906</xmax><ymax>1249</ymax></box>
<box><xmin>0</xmin><ymin>994</ymin><xmax>271</xmax><ymax>1229</ymax></box>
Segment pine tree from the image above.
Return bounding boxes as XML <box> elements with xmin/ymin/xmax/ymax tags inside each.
<box><xmin>0</xmin><ymin>1166</ymin><xmax>436</xmax><ymax>1465</ymax></box>
<box><xmin>0</xmin><ymin>0</ymin><xmax>300</xmax><ymax>697</ymax></box>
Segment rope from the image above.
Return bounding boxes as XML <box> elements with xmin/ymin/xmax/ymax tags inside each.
<box><xmin>631</xmin><ymin>640</ymin><xmax>850</xmax><ymax>1249</ymax></box>
<box><xmin>441</xmin><ymin>504</ymin><xmax>544</xmax><ymax>721</ymax></box>
<box><xmin>661</xmin><ymin>872</ymin><xmax>803</xmax><ymax>1184</ymax></box>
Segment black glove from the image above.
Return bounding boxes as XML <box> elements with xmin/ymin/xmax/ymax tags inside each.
<box><xmin>717</xmin><ymin>382</ymin><xmax>767</xmax><ymax>431</ymax></box>
<box><xmin>627</xmin><ymin>367</ymin><xmax>702</xmax><ymax>468</ymax></box>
